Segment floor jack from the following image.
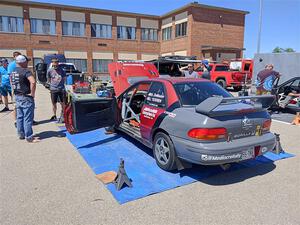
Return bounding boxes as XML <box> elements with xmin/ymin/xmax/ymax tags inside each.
<box><xmin>114</xmin><ymin>158</ymin><xmax>133</xmax><ymax>191</ymax></box>
<box><xmin>273</xmin><ymin>133</ymin><xmax>284</xmax><ymax>154</ymax></box>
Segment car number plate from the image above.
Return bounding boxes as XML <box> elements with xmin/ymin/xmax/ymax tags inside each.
<box><xmin>241</xmin><ymin>148</ymin><xmax>254</xmax><ymax>160</ymax></box>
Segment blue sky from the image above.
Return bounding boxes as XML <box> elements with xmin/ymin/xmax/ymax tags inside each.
<box><xmin>30</xmin><ymin>0</ymin><xmax>300</xmax><ymax>58</ymax></box>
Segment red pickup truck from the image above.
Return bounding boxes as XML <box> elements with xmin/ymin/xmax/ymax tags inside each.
<box><xmin>197</xmin><ymin>60</ymin><xmax>253</xmax><ymax>91</ymax></box>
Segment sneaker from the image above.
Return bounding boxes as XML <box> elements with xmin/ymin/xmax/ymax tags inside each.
<box><xmin>50</xmin><ymin>115</ymin><xmax>57</xmax><ymax>120</ymax></box>
<box><xmin>0</xmin><ymin>107</ymin><xmax>9</xmax><ymax>112</ymax></box>
<box><xmin>26</xmin><ymin>137</ymin><xmax>40</xmax><ymax>143</ymax></box>
<box><xmin>19</xmin><ymin>136</ymin><xmax>25</xmax><ymax>140</ymax></box>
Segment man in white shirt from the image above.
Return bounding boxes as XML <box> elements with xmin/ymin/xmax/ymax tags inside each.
<box><xmin>180</xmin><ymin>63</ymin><xmax>198</xmax><ymax>78</ymax></box>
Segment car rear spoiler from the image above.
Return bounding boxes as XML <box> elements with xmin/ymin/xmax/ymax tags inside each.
<box><xmin>195</xmin><ymin>95</ymin><xmax>275</xmax><ymax>116</ymax></box>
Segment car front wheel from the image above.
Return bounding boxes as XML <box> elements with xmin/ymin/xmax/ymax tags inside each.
<box><xmin>153</xmin><ymin>132</ymin><xmax>177</xmax><ymax>171</ymax></box>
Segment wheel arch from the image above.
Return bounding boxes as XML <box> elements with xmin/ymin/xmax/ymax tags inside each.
<box><xmin>152</xmin><ymin>128</ymin><xmax>170</xmax><ymax>142</ymax></box>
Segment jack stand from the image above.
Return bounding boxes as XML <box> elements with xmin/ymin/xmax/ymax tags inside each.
<box><xmin>114</xmin><ymin>158</ymin><xmax>132</xmax><ymax>191</ymax></box>
<box><xmin>57</xmin><ymin>110</ymin><xmax>64</xmax><ymax>124</ymax></box>
<box><xmin>220</xmin><ymin>164</ymin><xmax>231</xmax><ymax>171</ymax></box>
<box><xmin>273</xmin><ymin>133</ymin><xmax>284</xmax><ymax>154</ymax></box>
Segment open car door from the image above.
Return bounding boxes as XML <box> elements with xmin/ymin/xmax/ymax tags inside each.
<box><xmin>108</xmin><ymin>62</ymin><xmax>159</xmax><ymax>97</ymax></box>
<box><xmin>64</xmin><ymin>94</ymin><xmax>116</xmax><ymax>134</ymax></box>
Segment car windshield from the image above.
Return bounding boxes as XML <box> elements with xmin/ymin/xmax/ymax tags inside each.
<box><xmin>174</xmin><ymin>82</ymin><xmax>232</xmax><ymax>106</ymax></box>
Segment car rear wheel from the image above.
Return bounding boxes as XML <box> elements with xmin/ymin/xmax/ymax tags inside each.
<box><xmin>153</xmin><ymin>132</ymin><xmax>177</xmax><ymax>171</ymax></box>
<box><xmin>217</xmin><ymin>79</ymin><xmax>227</xmax><ymax>89</ymax></box>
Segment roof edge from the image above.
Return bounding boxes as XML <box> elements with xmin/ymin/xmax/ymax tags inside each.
<box><xmin>161</xmin><ymin>2</ymin><xmax>249</xmax><ymax>18</ymax></box>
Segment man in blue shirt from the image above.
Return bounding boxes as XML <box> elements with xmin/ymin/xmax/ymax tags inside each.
<box><xmin>0</xmin><ymin>58</ymin><xmax>12</xmax><ymax>112</ymax></box>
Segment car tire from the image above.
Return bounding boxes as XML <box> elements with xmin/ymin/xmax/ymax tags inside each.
<box><xmin>217</xmin><ymin>79</ymin><xmax>227</xmax><ymax>89</ymax></box>
<box><xmin>153</xmin><ymin>132</ymin><xmax>177</xmax><ymax>171</ymax></box>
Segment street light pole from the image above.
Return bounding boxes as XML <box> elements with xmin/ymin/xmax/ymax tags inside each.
<box><xmin>257</xmin><ymin>0</ymin><xmax>263</xmax><ymax>53</ymax></box>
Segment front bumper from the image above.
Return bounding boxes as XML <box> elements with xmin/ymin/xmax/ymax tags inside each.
<box><xmin>171</xmin><ymin>133</ymin><xmax>276</xmax><ymax>165</ymax></box>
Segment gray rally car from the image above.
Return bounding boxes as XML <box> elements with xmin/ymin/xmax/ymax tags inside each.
<box><xmin>65</xmin><ymin>62</ymin><xmax>276</xmax><ymax>171</ymax></box>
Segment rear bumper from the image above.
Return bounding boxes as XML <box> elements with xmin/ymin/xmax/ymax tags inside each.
<box><xmin>171</xmin><ymin>133</ymin><xmax>276</xmax><ymax>165</ymax></box>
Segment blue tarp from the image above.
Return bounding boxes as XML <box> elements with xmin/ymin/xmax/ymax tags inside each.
<box><xmin>60</xmin><ymin>127</ymin><xmax>295</xmax><ymax>204</ymax></box>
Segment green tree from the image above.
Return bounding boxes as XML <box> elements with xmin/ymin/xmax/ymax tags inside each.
<box><xmin>272</xmin><ymin>47</ymin><xmax>295</xmax><ymax>53</ymax></box>
<box><xmin>285</xmin><ymin>48</ymin><xmax>295</xmax><ymax>52</ymax></box>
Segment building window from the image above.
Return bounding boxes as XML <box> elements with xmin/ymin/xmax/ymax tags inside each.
<box><xmin>141</xmin><ymin>28</ymin><xmax>158</xmax><ymax>41</ymax></box>
<box><xmin>175</xmin><ymin>22</ymin><xmax>187</xmax><ymax>37</ymax></box>
<box><xmin>92</xmin><ymin>59</ymin><xmax>113</xmax><ymax>73</ymax></box>
<box><xmin>117</xmin><ymin>26</ymin><xmax>136</xmax><ymax>40</ymax></box>
<box><xmin>62</xmin><ymin>21</ymin><xmax>85</xmax><ymax>36</ymax></box>
<box><xmin>66</xmin><ymin>59</ymin><xmax>87</xmax><ymax>72</ymax></box>
<box><xmin>91</xmin><ymin>24</ymin><xmax>112</xmax><ymax>38</ymax></box>
<box><xmin>162</xmin><ymin>27</ymin><xmax>172</xmax><ymax>40</ymax></box>
<box><xmin>0</xmin><ymin>16</ymin><xmax>24</xmax><ymax>33</ymax></box>
<box><xmin>30</xmin><ymin>19</ymin><xmax>56</xmax><ymax>35</ymax></box>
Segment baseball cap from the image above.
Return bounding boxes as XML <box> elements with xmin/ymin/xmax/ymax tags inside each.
<box><xmin>16</xmin><ymin>55</ymin><xmax>30</xmax><ymax>63</ymax></box>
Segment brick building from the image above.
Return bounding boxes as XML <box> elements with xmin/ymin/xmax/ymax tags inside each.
<box><xmin>0</xmin><ymin>0</ymin><xmax>248</xmax><ymax>76</ymax></box>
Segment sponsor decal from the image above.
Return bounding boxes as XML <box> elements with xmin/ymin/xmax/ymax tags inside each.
<box><xmin>201</xmin><ymin>153</ymin><xmax>241</xmax><ymax>161</ymax></box>
<box><xmin>142</xmin><ymin>107</ymin><xmax>158</xmax><ymax>120</ymax></box>
<box><xmin>242</xmin><ymin>116</ymin><xmax>253</xmax><ymax>130</ymax></box>
<box><xmin>233</xmin><ymin>131</ymin><xmax>255</xmax><ymax>139</ymax></box>
<box><xmin>165</xmin><ymin>111</ymin><xmax>176</xmax><ymax>118</ymax></box>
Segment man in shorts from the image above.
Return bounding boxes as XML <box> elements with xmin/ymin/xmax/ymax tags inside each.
<box><xmin>47</xmin><ymin>58</ymin><xmax>66</xmax><ymax>120</ymax></box>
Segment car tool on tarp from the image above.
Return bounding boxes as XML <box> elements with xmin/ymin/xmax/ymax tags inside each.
<box><xmin>114</xmin><ymin>158</ymin><xmax>132</xmax><ymax>191</ymax></box>
<box><xmin>273</xmin><ymin>133</ymin><xmax>284</xmax><ymax>154</ymax></box>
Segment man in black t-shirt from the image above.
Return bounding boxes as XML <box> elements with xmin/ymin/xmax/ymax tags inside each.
<box><xmin>11</xmin><ymin>55</ymin><xmax>39</xmax><ymax>143</ymax></box>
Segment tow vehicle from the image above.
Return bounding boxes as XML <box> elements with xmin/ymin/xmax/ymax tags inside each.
<box><xmin>63</xmin><ymin>62</ymin><xmax>276</xmax><ymax>171</ymax></box>
<box><xmin>197</xmin><ymin>62</ymin><xmax>252</xmax><ymax>91</ymax></box>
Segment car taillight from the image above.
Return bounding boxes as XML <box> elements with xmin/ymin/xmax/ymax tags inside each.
<box><xmin>262</xmin><ymin>119</ymin><xmax>271</xmax><ymax>132</ymax></box>
<box><xmin>188</xmin><ymin>128</ymin><xmax>227</xmax><ymax>140</ymax></box>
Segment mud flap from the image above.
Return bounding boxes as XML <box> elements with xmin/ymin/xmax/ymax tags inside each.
<box><xmin>175</xmin><ymin>157</ymin><xmax>192</xmax><ymax>171</ymax></box>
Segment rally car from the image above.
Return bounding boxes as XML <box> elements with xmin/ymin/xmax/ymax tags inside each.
<box><xmin>64</xmin><ymin>62</ymin><xmax>276</xmax><ymax>171</ymax></box>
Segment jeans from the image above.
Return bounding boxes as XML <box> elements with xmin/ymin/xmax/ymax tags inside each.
<box><xmin>15</xmin><ymin>95</ymin><xmax>35</xmax><ymax>140</ymax></box>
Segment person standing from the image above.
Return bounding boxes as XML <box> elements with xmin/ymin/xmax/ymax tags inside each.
<box><xmin>180</xmin><ymin>63</ymin><xmax>199</xmax><ymax>78</ymax></box>
<box><xmin>0</xmin><ymin>59</ymin><xmax>12</xmax><ymax>112</ymax></box>
<box><xmin>11</xmin><ymin>55</ymin><xmax>39</xmax><ymax>143</ymax></box>
<box><xmin>256</xmin><ymin>64</ymin><xmax>280</xmax><ymax>95</ymax></box>
<box><xmin>7</xmin><ymin>51</ymin><xmax>22</xmax><ymax>126</ymax></box>
<box><xmin>47</xmin><ymin>58</ymin><xmax>66</xmax><ymax>120</ymax></box>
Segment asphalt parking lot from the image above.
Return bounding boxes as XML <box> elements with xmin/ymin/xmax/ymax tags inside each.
<box><xmin>1</xmin><ymin>84</ymin><xmax>299</xmax><ymax>225</ymax></box>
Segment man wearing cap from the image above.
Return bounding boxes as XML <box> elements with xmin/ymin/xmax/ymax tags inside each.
<box><xmin>11</xmin><ymin>55</ymin><xmax>39</xmax><ymax>143</ymax></box>
<box><xmin>47</xmin><ymin>58</ymin><xmax>66</xmax><ymax>120</ymax></box>
<box><xmin>256</xmin><ymin>64</ymin><xmax>280</xmax><ymax>95</ymax></box>
<box><xmin>0</xmin><ymin>58</ymin><xmax>12</xmax><ymax>112</ymax></box>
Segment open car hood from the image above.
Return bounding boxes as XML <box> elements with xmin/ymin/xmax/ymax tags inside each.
<box><xmin>108</xmin><ymin>62</ymin><xmax>159</xmax><ymax>97</ymax></box>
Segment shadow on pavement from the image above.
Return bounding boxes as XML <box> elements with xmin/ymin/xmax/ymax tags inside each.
<box><xmin>34</xmin><ymin>119</ymin><xmax>53</xmax><ymax>125</ymax></box>
<box><xmin>35</xmin><ymin>130</ymin><xmax>66</xmax><ymax>140</ymax></box>
<box><xmin>179</xmin><ymin>162</ymin><xmax>276</xmax><ymax>186</ymax></box>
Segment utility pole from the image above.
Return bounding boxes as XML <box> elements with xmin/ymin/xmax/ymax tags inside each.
<box><xmin>257</xmin><ymin>0</ymin><xmax>263</xmax><ymax>53</ymax></box>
